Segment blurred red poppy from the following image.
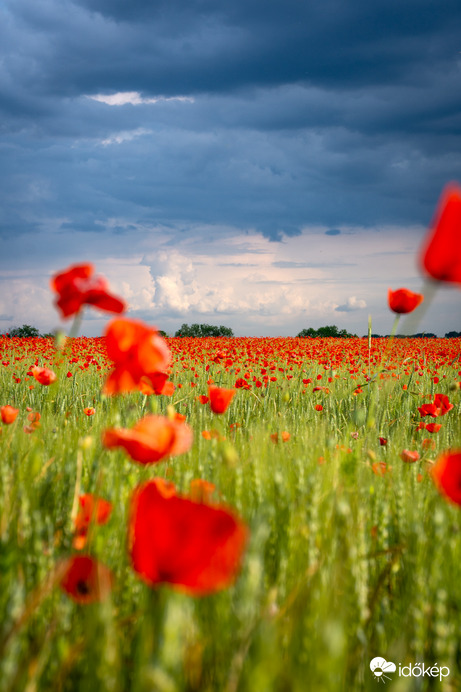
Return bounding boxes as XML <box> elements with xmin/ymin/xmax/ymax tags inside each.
<box><xmin>400</xmin><ymin>449</ymin><xmax>420</xmax><ymax>463</ymax></box>
<box><xmin>84</xmin><ymin>407</ymin><xmax>95</xmax><ymax>416</ymax></box>
<box><xmin>73</xmin><ymin>494</ymin><xmax>113</xmax><ymax>550</ymax></box>
<box><xmin>59</xmin><ymin>555</ymin><xmax>113</xmax><ymax>604</ymax></box>
<box><xmin>103</xmin><ymin>319</ymin><xmax>171</xmax><ymax>395</ymax></box>
<box><xmin>372</xmin><ymin>461</ymin><xmax>389</xmax><ymax>476</ymax></box>
<box><xmin>433</xmin><ymin>393</ymin><xmax>454</xmax><ymax>415</ymax></box>
<box><xmin>32</xmin><ymin>366</ymin><xmax>57</xmax><ymax>386</ymax></box>
<box><xmin>422</xmin><ymin>438</ymin><xmax>436</xmax><ymax>450</ymax></box>
<box><xmin>208</xmin><ymin>386</ymin><xmax>236</xmax><ymax>414</ymax></box>
<box><xmin>128</xmin><ymin>479</ymin><xmax>248</xmax><ymax>595</ymax></box>
<box><xmin>431</xmin><ymin>450</ymin><xmax>461</xmax><ymax>505</ymax></box>
<box><xmin>420</xmin><ymin>184</ymin><xmax>461</xmax><ymax>285</ymax></box>
<box><xmin>270</xmin><ymin>431</ymin><xmax>290</xmax><ymax>443</ymax></box>
<box><xmin>102</xmin><ymin>414</ymin><xmax>193</xmax><ymax>464</ymax></box>
<box><xmin>1</xmin><ymin>405</ymin><xmax>19</xmax><ymax>424</ymax></box>
<box><xmin>388</xmin><ymin>288</ymin><xmax>424</xmax><ymax>314</ymax></box>
<box><xmin>51</xmin><ymin>263</ymin><xmax>126</xmax><ymax>318</ymax></box>
<box><xmin>201</xmin><ymin>429</ymin><xmax>224</xmax><ymax>440</ymax></box>
<box><xmin>139</xmin><ymin>373</ymin><xmax>175</xmax><ymax>396</ymax></box>
<box><xmin>425</xmin><ymin>423</ymin><xmax>442</xmax><ymax>434</ymax></box>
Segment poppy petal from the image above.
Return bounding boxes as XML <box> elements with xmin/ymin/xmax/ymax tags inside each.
<box><xmin>59</xmin><ymin>555</ymin><xmax>113</xmax><ymax>604</ymax></box>
<box><xmin>129</xmin><ymin>480</ymin><xmax>248</xmax><ymax>595</ymax></box>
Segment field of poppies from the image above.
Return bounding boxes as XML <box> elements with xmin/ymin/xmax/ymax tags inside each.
<box><xmin>0</xmin><ymin>186</ymin><xmax>460</xmax><ymax>691</ymax></box>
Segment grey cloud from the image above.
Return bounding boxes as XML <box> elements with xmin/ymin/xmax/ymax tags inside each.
<box><xmin>335</xmin><ymin>297</ymin><xmax>367</xmax><ymax>312</ymax></box>
<box><xmin>273</xmin><ymin>261</ymin><xmax>356</xmax><ymax>268</ymax></box>
<box><xmin>218</xmin><ymin>263</ymin><xmax>259</xmax><ymax>267</ymax></box>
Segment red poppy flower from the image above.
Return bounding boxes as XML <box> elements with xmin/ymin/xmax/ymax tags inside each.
<box><xmin>128</xmin><ymin>479</ymin><xmax>248</xmax><ymax>595</ymax></box>
<box><xmin>234</xmin><ymin>378</ymin><xmax>251</xmax><ymax>390</ymax></box>
<box><xmin>103</xmin><ymin>319</ymin><xmax>171</xmax><ymax>395</ymax></box>
<box><xmin>270</xmin><ymin>431</ymin><xmax>290</xmax><ymax>443</ymax></box>
<box><xmin>431</xmin><ymin>450</ymin><xmax>461</xmax><ymax>505</ymax></box>
<box><xmin>388</xmin><ymin>288</ymin><xmax>424</xmax><ymax>314</ymax></box>
<box><xmin>420</xmin><ymin>184</ymin><xmax>461</xmax><ymax>285</ymax></box>
<box><xmin>1</xmin><ymin>405</ymin><xmax>19</xmax><ymax>424</ymax></box>
<box><xmin>425</xmin><ymin>423</ymin><xmax>442</xmax><ymax>434</ymax></box>
<box><xmin>59</xmin><ymin>555</ymin><xmax>113</xmax><ymax>604</ymax></box>
<box><xmin>208</xmin><ymin>386</ymin><xmax>236</xmax><ymax>414</ymax></box>
<box><xmin>73</xmin><ymin>494</ymin><xmax>113</xmax><ymax>550</ymax></box>
<box><xmin>422</xmin><ymin>438</ymin><xmax>436</xmax><ymax>450</ymax></box>
<box><xmin>418</xmin><ymin>403</ymin><xmax>439</xmax><ymax>418</ymax></box>
<box><xmin>372</xmin><ymin>461</ymin><xmax>389</xmax><ymax>476</ymax></box>
<box><xmin>433</xmin><ymin>393</ymin><xmax>454</xmax><ymax>415</ymax></box>
<box><xmin>400</xmin><ymin>449</ymin><xmax>420</xmax><ymax>463</ymax></box>
<box><xmin>378</xmin><ymin>437</ymin><xmax>388</xmax><ymax>446</ymax></box>
<box><xmin>418</xmin><ymin>394</ymin><xmax>453</xmax><ymax>418</ymax></box>
<box><xmin>102</xmin><ymin>414</ymin><xmax>193</xmax><ymax>464</ymax></box>
<box><xmin>51</xmin><ymin>263</ymin><xmax>126</xmax><ymax>318</ymax></box>
<box><xmin>84</xmin><ymin>407</ymin><xmax>95</xmax><ymax>416</ymax></box>
<box><xmin>32</xmin><ymin>366</ymin><xmax>57</xmax><ymax>386</ymax></box>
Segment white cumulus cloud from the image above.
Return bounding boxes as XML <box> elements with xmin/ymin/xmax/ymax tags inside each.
<box><xmin>87</xmin><ymin>92</ymin><xmax>194</xmax><ymax>106</ymax></box>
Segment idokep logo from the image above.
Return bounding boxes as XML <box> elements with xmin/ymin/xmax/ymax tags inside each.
<box><xmin>370</xmin><ymin>657</ymin><xmax>396</xmax><ymax>683</ymax></box>
<box><xmin>370</xmin><ymin>657</ymin><xmax>450</xmax><ymax>684</ymax></box>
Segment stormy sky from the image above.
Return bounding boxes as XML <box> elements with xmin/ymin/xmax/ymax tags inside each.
<box><xmin>1</xmin><ymin>0</ymin><xmax>460</xmax><ymax>336</ymax></box>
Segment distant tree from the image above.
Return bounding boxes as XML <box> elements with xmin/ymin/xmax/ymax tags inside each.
<box><xmin>445</xmin><ymin>331</ymin><xmax>461</xmax><ymax>338</ymax></box>
<box><xmin>158</xmin><ymin>330</ymin><xmax>168</xmax><ymax>338</ymax></box>
<box><xmin>297</xmin><ymin>328</ymin><xmax>317</xmax><ymax>338</ymax></box>
<box><xmin>174</xmin><ymin>323</ymin><xmax>234</xmax><ymax>337</ymax></box>
<box><xmin>7</xmin><ymin>324</ymin><xmax>41</xmax><ymax>338</ymax></box>
<box><xmin>297</xmin><ymin>325</ymin><xmax>356</xmax><ymax>338</ymax></box>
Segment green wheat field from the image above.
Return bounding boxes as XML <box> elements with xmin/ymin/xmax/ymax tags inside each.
<box><xmin>1</xmin><ymin>334</ymin><xmax>460</xmax><ymax>692</ymax></box>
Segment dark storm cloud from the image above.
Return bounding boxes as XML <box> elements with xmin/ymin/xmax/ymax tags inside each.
<box><xmin>38</xmin><ymin>0</ymin><xmax>460</xmax><ymax>96</ymax></box>
<box><xmin>1</xmin><ymin>0</ymin><xmax>461</xmax><ymax>248</ymax></box>
<box><xmin>3</xmin><ymin>0</ymin><xmax>461</xmax><ymax>102</ymax></box>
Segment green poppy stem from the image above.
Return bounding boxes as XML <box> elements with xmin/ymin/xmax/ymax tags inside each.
<box><xmin>399</xmin><ymin>279</ymin><xmax>439</xmax><ymax>335</ymax></box>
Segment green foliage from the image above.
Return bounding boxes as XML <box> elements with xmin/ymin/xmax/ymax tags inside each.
<box><xmin>445</xmin><ymin>330</ymin><xmax>461</xmax><ymax>338</ymax></box>
<box><xmin>6</xmin><ymin>324</ymin><xmax>42</xmax><ymax>338</ymax></box>
<box><xmin>297</xmin><ymin>325</ymin><xmax>356</xmax><ymax>338</ymax></box>
<box><xmin>175</xmin><ymin>323</ymin><xmax>234</xmax><ymax>337</ymax></box>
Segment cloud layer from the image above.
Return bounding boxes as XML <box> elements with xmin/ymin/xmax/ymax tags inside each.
<box><xmin>1</xmin><ymin>0</ymin><xmax>460</xmax><ymax>334</ymax></box>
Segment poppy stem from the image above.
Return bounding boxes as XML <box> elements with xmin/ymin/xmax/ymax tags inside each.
<box><xmin>399</xmin><ymin>279</ymin><xmax>438</xmax><ymax>335</ymax></box>
<box><xmin>70</xmin><ymin>448</ymin><xmax>84</xmax><ymax>526</ymax></box>
<box><xmin>134</xmin><ymin>587</ymin><xmax>166</xmax><ymax>675</ymax></box>
<box><xmin>69</xmin><ymin>309</ymin><xmax>84</xmax><ymax>339</ymax></box>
